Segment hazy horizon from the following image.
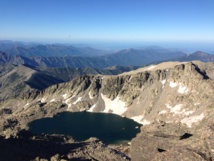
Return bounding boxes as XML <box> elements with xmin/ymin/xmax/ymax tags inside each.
<box><xmin>1</xmin><ymin>39</ymin><xmax>214</xmax><ymax>54</ymax></box>
<box><xmin>1</xmin><ymin>0</ymin><xmax>214</xmax><ymax>51</ymax></box>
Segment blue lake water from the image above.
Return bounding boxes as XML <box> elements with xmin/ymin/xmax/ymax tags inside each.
<box><xmin>28</xmin><ymin>112</ymin><xmax>142</xmax><ymax>144</ymax></box>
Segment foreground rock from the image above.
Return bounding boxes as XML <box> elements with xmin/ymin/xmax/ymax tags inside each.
<box><xmin>131</xmin><ymin>120</ymin><xmax>214</xmax><ymax>161</ymax></box>
<box><xmin>0</xmin><ymin>131</ymin><xmax>130</xmax><ymax>161</ymax></box>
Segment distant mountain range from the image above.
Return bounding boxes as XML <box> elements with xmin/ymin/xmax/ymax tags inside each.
<box><xmin>0</xmin><ymin>40</ymin><xmax>110</xmax><ymax>57</ymax></box>
<box><xmin>0</xmin><ymin>48</ymin><xmax>187</xmax><ymax>68</ymax></box>
<box><xmin>176</xmin><ymin>51</ymin><xmax>214</xmax><ymax>62</ymax></box>
<box><xmin>1</xmin><ymin>49</ymin><xmax>214</xmax><ymax>69</ymax></box>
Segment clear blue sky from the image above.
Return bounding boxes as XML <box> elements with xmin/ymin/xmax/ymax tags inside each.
<box><xmin>0</xmin><ymin>0</ymin><xmax>214</xmax><ymax>47</ymax></box>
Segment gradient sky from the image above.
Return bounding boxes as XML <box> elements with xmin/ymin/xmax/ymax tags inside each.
<box><xmin>0</xmin><ymin>0</ymin><xmax>214</xmax><ymax>46</ymax></box>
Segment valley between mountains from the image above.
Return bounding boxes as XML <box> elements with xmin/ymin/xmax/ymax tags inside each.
<box><xmin>0</xmin><ymin>60</ymin><xmax>214</xmax><ymax>160</ymax></box>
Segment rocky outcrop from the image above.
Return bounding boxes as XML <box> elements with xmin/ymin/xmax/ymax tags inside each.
<box><xmin>0</xmin><ymin>61</ymin><xmax>214</xmax><ymax>160</ymax></box>
<box><xmin>131</xmin><ymin>119</ymin><xmax>214</xmax><ymax>161</ymax></box>
<box><xmin>0</xmin><ymin>131</ymin><xmax>130</xmax><ymax>161</ymax></box>
<box><xmin>1</xmin><ymin>61</ymin><xmax>214</xmax><ymax>131</ymax></box>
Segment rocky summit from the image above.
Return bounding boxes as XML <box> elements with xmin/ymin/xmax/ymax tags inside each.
<box><xmin>0</xmin><ymin>61</ymin><xmax>214</xmax><ymax>160</ymax></box>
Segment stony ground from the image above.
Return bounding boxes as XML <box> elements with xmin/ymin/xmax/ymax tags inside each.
<box><xmin>0</xmin><ymin>131</ymin><xmax>130</xmax><ymax>161</ymax></box>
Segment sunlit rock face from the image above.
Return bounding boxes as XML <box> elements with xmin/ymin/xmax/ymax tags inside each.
<box><xmin>0</xmin><ymin>61</ymin><xmax>214</xmax><ymax>160</ymax></box>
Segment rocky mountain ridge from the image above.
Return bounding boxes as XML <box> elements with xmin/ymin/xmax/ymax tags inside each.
<box><xmin>0</xmin><ymin>63</ymin><xmax>138</xmax><ymax>101</ymax></box>
<box><xmin>0</xmin><ymin>61</ymin><xmax>214</xmax><ymax>160</ymax></box>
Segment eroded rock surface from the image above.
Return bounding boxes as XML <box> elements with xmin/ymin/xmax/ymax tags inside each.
<box><xmin>0</xmin><ymin>61</ymin><xmax>214</xmax><ymax>160</ymax></box>
<box><xmin>131</xmin><ymin>120</ymin><xmax>214</xmax><ymax>161</ymax></box>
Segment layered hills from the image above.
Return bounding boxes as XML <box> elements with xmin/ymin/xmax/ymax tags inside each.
<box><xmin>0</xmin><ymin>47</ymin><xmax>186</xmax><ymax>68</ymax></box>
<box><xmin>0</xmin><ymin>40</ymin><xmax>110</xmax><ymax>57</ymax></box>
<box><xmin>1</xmin><ymin>47</ymin><xmax>214</xmax><ymax>70</ymax></box>
<box><xmin>0</xmin><ymin>61</ymin><xmax>213</xmax><ymax>160</ymax></box>
<box><xmin>0</xmin><ymin>63</ymin><xmax>137</xmax><ymax>101</ymax></box>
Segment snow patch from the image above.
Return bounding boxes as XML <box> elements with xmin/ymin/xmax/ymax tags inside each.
<box><xmin>50</xmin><ymin>98</ymin><xmax>55</xmax><ymax>102</ymax></box>
<box><xmin>181</xmin><ymin>113</ymin><xmax>205</xmax><ymax>127</ymax></box>
<box><xmin>169</xmin><ymin>81</ymin><xmax>178</xmax><ymax>88</ymax></box>
<box><xmin>166</xmin><ymin>104</ymin><xmax>194</xmax><ymax>116</ymax></box>
<box><xmin>131</xmin><ymin>115</ymin><xmax>144</xmax><ymax>124</ymax></box>
<box><xmin>62</xmin><ymin>94</ymin><xmax>68</xmax><ymax>99</ymax></box>
<box><xmin>65</xmin><ymin>96</ymin><xmax>74</xmax><ymax>104</ymax></box>
<box><xmin>184</xmin><ymin>110</ymin><xmax>194</xmax><ymax>116</ymax></box>
<box><xmin>166</xmin><ymin>104</ymin><xmax>184</xmax><ymax>114</ymax></box>
<box><xmin>89</xmin><ymin>92</ymin><xmax>94</xmax><ymax>99</ymax></box>
<box><xmin>161</xmin><ymin>79</ymin><xmax>166</xmax><ymax>88</ymax></box>
<box><xmin>147</xmin><ymin>65</ymin><xmax>155</xmax><ymax>70</ymax></box>
<box><xmin>159</xmin><ymin>110</ymin><xmax>167</xmax><ymax>115</ymax></box>
<box><xmin>101</xmin><ymin>94</ymin><xmax>127</xmax><ymax>115</ymax></box>
<box><xmin>73</xmin><ymin>97</ymin><xmax>82</xmax><ymax>105</ymax></box>
<box><xmin>169</xmin><ymin>81</ymin><xmax>189</xmax><ymax>94</ymax></box>
<box><xmin>40</xmin><ymin>98</ymin><xmax>46</xmax><ymax>103</ymax></box>
<box><xmin>24</xmin><ymin>103</ymin><xmax>29</xmax><ymax>107</ymax></box>
<box><xmin>161</xmin><ymin>80</ymin><xmax>166</xmax><ymax>85</ymax></box>
<box><xmin>141</xmin><ymin>119</ymin><xmax>151</xmax><ymax>125</ymax></box>
<box><xmin>87</xmin><ymin>104</ymin><xmax>96</xmax><ymax>112</ymax></box>
<box><xmin>178</xmin><ymin>84</ymin><xmax>189</xmax><ymax>94</ymax></box>
<box><xmin>194</xmin><ymin>102</ymin><xmax>200</xmax><ymax>106</ymax></box>
<box><xmin>131</xmin><ymin>115</ymin><xmax>150</xmax><ymax>125</ymax></box>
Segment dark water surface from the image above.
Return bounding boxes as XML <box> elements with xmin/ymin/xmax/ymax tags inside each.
<box><xmin>28</xmin><ymin>112</ymin><xmax>141</xmax><ymax>144</ymax></box>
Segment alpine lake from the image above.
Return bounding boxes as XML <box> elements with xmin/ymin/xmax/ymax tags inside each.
<box><xmin>28</xmin><ymin>112</ymin><xmax>142</xmax><ymax>145</ymax></box>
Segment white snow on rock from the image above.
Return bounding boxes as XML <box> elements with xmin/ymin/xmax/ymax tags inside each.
<box><xmin>131</xmin><ymin>115</ymin><xmax>144</xmax><ymax>124</ymax></box>
<box><xmin>101</xmin><ymin>94</ymin><xmax>127</xmax><ymax>115</ymax></box>
<box><xmin>169</xmin><ymin>81</ymin><xmax>189</xmax><ymax>94</ymax></box>
<box><xmin>184</xmin><ymin>110</ymin><xmax>194</xmax><ymax>116</ymax></box>
<box><xmin>24</xmin><ymin>103</ymin><xmax>29</xmax><ymax>107</ymax></box>
<box><xmin>178</xmin><ymin>84</ymin><xmax>189</xmax><ymax>94</ymax></box>
<box><xmin>131</xmin><ymin>115</ymin><xmax>150</xmax><ymax>125</ymax></box>
<box><xmin>147</xmin><ymin>65</ymin><xmax>156</xmax><ymax>70</ymax></box>
<box><xmin>89</xmin><ymin>92</ymin><xmax>94</xmax><ymax>99</ymax></box>
<box><xmin>87</xmin><ymin>104</ymin><xmax>96</xmax><ymax>112</ymax></box>
<box><xmin>194</xmin><ymin>102</ymin><xmax>200</xmax><ymax>106</ymax></box>
<box><xmin>50</xmin><ymin>98</ymin><xmax>56</xmax><ymax>102</ymax></box>
<box><xmin>169</xmin><ymin>81</ymin><xmax>178</xmax><ymax>88</ymax></box>
<box><xmin>181</xmin><ymin>113</ymin><xmax>205</xmax><ymax>127</ymax></box>
<box><xmin>159</xmin><ymin>110</ymin><xmax>167</xmax><ymax>115</ymax></box>
<box><xmin>66</xmin><ymin>103</ymin><xmax>72</xmax><ymax>111</ymax></box>
<box><xmin>161</xmin><ymin>79</ymin><xmax>166</xmax><ymax>88</ymax></box>
<box><xmin>40</xmin><ymin>98</ymin><xmax>46</xmax><ymax>103</ymax></box>
<box><xmin>62</xmin><ymin>94</ymin><xmax>68</xmax><ymax>99</ymax></box>
<box><xmin>141</xmin><ymin>119</ymin><xmax>151</xmax><ymax>125</ymax></box>
<box><xmin>65</xmin><ymin>96</ymin><xmax>74</xmax><ymax>104</ymax></box>
<box><xmin>73</xmin><ymin>97</ymin><xmax>82</xmax><ymax>105</ymax></box>
<box><xmin>166</xmin><ymin>104</ymin><xmax>194</xmax><ymax>116</ymax></box>
<box><xmin>161</xmin><ymin>80</ymin><xmax>166</xmax><ymax>85</ymax></box>
<box><xmin>166</xmin><ymin>104</ymin><xmax>184</xmax><ymax>114</ymax></box>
